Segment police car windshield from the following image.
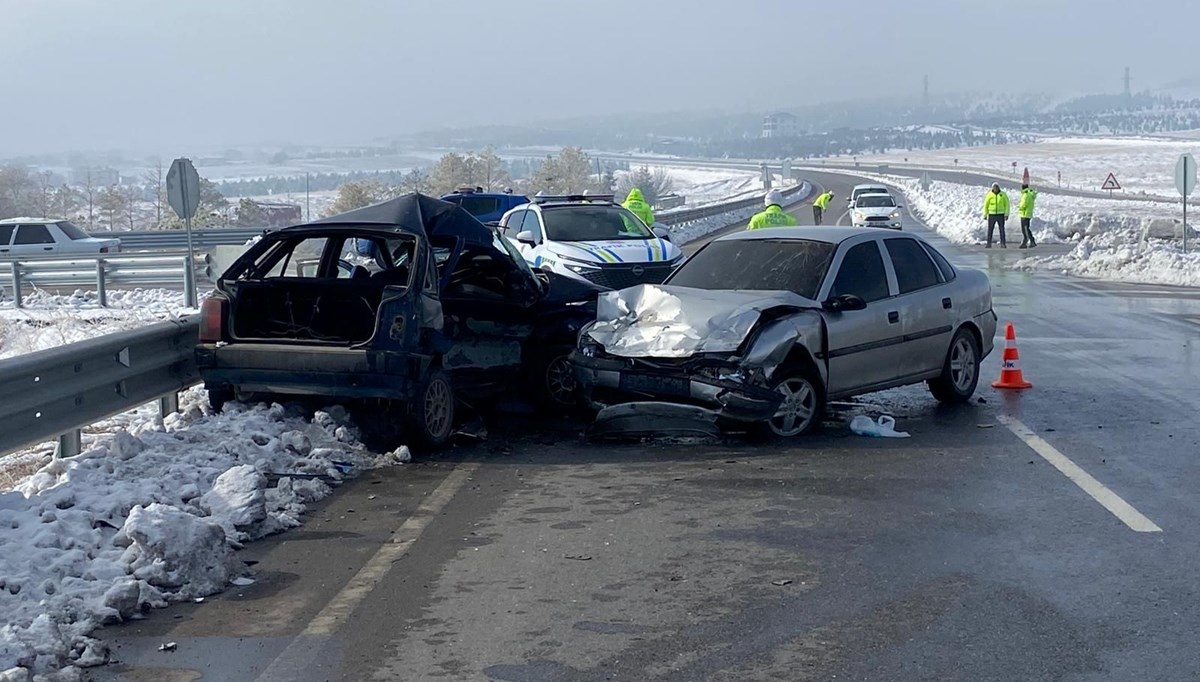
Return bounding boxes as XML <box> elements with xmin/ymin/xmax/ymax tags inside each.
<box><xmin>541</xmin><ymin>206</ymin><xmax>654</xmax><ymax>242</ymax></box>
<box><xmin>856</xmin><ymin>195</ymin><xmax>896</xmax><ymax>208</ymax></box>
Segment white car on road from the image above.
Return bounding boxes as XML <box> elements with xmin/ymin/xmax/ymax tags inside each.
<box><xmin>847</xmin><ymin>183</ymin><xmax>891</xmax><ymax>209</ymax></box>
<box><xmin>0</xmin><ymin>219</ymin><xmax>121</xmax><ymax>257</ymax></box>
<box><xmin>499</xmin><ymin>195</ymin><xmax>683</xmax><ymax>290</ymax></box>
<box><xmin>850</xmin><ymin>192</ymin><xmax>904</xmax><ymax>230</ymax></box>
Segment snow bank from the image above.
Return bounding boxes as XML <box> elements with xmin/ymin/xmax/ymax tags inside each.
<box><xmin>0</xmin><ymin>389</ymin><xmax>394</xmax><ymax>677</ymax></box>
<box><xmin>1014</xmin><ymin>230</ymin><xmax>1200</xmax><ymax>287</ymax></box>
<box><xmin>614</xmin><ymin>165</ymin><xmax>763</xmax><ymax>208</ymax></box>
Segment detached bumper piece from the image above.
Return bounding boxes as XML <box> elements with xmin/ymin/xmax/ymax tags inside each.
<box><xmin>590</xmin><ymin>402</ymin><xmax>721</xmax><ymax>439</ymax></box>
<box><xmin>572</xmin><ymin>352</ymin><xmax>783</xmax><ymax>431</ymax></box>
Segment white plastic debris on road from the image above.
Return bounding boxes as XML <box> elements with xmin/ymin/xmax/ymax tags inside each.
<box><xmin>0</xmin><ymin>388</ymin><xmax>395</xmax><ymax>678</ymax></box>
<box><xmin>849</xmin><ymin>415</ymin><xmax>911</xmax><ymax>438</ymax></box>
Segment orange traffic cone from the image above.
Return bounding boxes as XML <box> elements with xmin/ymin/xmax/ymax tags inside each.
<box><xmin>992</xmin><ymin>322</ymin><xmax>1032</xmax><ymax>389</ymax></box>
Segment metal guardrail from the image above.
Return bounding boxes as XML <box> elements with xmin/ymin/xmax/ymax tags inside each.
<box><xmin>0</xmin><ymin>254</ymin><xmax>207</xmax><ymax>307</ymax></box>
<box><xmin>86</xmin><ymin>227</ymin><xmax>268</xmax><ymax>251</ymax></box>
<box><xmin>657</xmin><ymin>181</ymin><xmax>809</xmax><ymax>226</ymax></box>
<box><xmin>0</xmin><ymin>318</ymin><xmax>200</xmax><ymax>458</ymax></box>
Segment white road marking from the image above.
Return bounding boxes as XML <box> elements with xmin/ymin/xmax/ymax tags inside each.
<box><xmin>254</xmin><ymin>461</ymin><xmax>481</xmax><ymax>681</ymax></box>
<box><xmin>997</xmin><ymin>415</ymin><xmax>1161</xmax><ymax>533</ymax></box>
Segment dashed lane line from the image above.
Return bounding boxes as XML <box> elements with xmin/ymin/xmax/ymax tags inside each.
<box><xmin>997</xmin><ymin>415</ymin><xmax>1162</xmax><ymax>533</ymax></box>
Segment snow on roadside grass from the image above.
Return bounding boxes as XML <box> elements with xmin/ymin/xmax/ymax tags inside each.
<box><xmin>0</xmin><ymin>387</ymin><xmax>402</xmax><ymax>678</ymax></box>
<box><xmin>0</xmin><ymin>289</ymin><xmax>190</xmax><ymax>360</ymax></box>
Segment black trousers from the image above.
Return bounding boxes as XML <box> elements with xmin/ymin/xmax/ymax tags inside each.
<box><xmin>1020</xmin><ymin>217</ymin><xmax>1035</xmax><ymax>245</ymax></box>
<box><xmin>813</xmin><ymin>205</ymin><xmax>823</xmax><ymax>224</ymax></box>
<box><xmin>987</xmin><ymin>214</ymin><xmax>1007</xmax><ymax>246</ymax></box>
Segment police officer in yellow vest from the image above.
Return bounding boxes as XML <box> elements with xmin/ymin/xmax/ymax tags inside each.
<box><xmin>1017</xmin><ymin>183</ymin><xmax>1038</xmax><ymax>249</ymax></box>
<box><xmin>982</xmin><ymin>183</ymin><xmax>1011</xmax><ymax>248</ymax></box>
<box><xmin>747</xmin><ymin>189</ymin><xmax>798</xmax><ymax>230</ymax></box>
<box><xmin>622</xmin><ymin>188</ymin><xmax>655</xmax><ymax>227</ymax></box>
<box><xmin>812</xmin><ymin>190</ymin><xmax>834</xmax><ymax>225</ymax></box>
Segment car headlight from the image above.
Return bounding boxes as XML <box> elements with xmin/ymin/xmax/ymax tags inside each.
<box><xmin>567</xmin><ymin>263</ymin><xmax>598</xmax><ymax>274</ymax></box>
<box><xmin>890</xmin><ymin>210</ymin><xmax>901</xmax><ymax>218</ymax></box>
<box><xmin>853</xmin><ymin>211</ymin><xmax>864</xmax><ymax>220</ymax></box>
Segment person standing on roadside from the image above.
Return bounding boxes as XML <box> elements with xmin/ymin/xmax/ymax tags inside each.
<box><xmin>622</xmin><ymin>188</ymin><xmax>655</xmax><ymax>227</ymax></box>
<box><xmin>747</xmin><ymin>189</ymin><xmax>797</xmax><ymax>229</ymax></box>
<box><xmin>982</xmin><ymin>183</ymin><xmax>1010</xmax><ymax>248</ymax></box>
<box><xmin>812</xmin><ymin>190</ymin><xmax>834</xmax><ymax>225</ymax></box>
<box><xmin>1017</xmin><ymin>183</ymin><xmax>1038</xmax><ymax>248</ymax></box>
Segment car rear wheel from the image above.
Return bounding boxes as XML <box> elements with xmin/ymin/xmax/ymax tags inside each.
<box><xmin>409</xmin><ymin>368</ymin><xmax>455</xmax><ymax>448</ymax></box>
<box><xmin>928</xmin><ymin>328</ymin><xmax>980</xmax><ymax>404</ymax></box>
<box><xmin>753</xmin><ymin>364</ymin><xmax>825</xmax><ymax>438</ymax></box>
<box><xmin>539</xmin><ymin>353</ymin><xmax>579</xmax><ymax>410</ymax></box>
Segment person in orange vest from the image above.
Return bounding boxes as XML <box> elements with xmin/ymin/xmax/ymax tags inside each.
<box><xmin>982</xmin><ymin>183</ymin><xmax>1010</xmax><ymax>248</ymax></box>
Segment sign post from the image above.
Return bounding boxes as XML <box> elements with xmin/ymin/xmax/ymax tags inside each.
<box><xmin>919</xmin><ymin>171</ymin><xmax>931</xmax><ymax>191</ymax></box>
<box><xmin>1176</xmin><ymin>153</ymin><xmax>1197</xmax><ymax>253</ymax></box>
<box><xmin>1101</xmin><ymin>172</ymin><xmax>1121</xmax><ymax>197</ymax></box>
<box><xmin>166</xmin><ymin>158</ymin><xmax>201</xmax><ymax>308</ymax></box>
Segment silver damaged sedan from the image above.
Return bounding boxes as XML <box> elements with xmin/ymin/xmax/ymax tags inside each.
<box><xmin>571</xmin><ymin>227</ymin><xmax>997</xmax><ymax>437</ymax></box>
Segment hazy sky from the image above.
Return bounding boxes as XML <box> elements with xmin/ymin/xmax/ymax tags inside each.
<box><xmin>0</xmin><ymin>0</ymin><xmax>1194</xmax><ymax>156</ymax></box>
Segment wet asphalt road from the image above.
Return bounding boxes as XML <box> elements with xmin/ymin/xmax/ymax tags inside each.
<box><xmin>92</xmin><ymin>171</ymin><xmax>1200</xmax><ymax>681</ymax></box>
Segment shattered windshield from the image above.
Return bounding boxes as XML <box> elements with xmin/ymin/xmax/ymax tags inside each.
<box><xmin>665</xmin><ymin>238</ymin><xmax>835</xmax><ymax>299</ymax></box>
<box><xmin>541</xmin><ymin>206</ymin><xmax>653</xmax><ymax>242</ymax></box>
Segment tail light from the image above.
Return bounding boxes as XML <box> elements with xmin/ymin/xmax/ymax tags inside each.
<box><xmin>99</xmin><ymin>247</ymin><xmax>109</xmax><ymax>253</ymax></box>
<box><xmin>199</xmin><ymin>297</ymin><xmax>227</xmax><ymax>343</ymax></box>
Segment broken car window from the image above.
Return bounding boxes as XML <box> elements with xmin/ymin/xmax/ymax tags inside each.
<box><xmin>665</xmin><ymin>239</ymin><xmax>835</xmax><ymax>299</ymax></box>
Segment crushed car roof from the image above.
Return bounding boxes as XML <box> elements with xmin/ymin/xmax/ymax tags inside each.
<box><xmin>305</xmin><ymin>192</ymin><xmax>494</xmax><ymax>246</ymax></box>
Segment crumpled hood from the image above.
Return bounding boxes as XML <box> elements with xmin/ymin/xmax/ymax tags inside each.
<box><xmin>586</xmin><ymin>284</ymin><xmax>819</xmax><ymax>358</ymax></box>
<box><xmin>552</xmin><ymin>238</ymin><xmax>680</xmax><ymax>265</ymax></box>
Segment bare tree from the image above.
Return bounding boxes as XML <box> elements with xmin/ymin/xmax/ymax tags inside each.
<box><xmin>616</xmin><ymin>166</ymin><xmax>675</xmax><ymax>206</ymax></box>
<box><xmin>34</xmin><ymin>172</ymin><xmax>53</xmax><ymax>218</ymax></box>
<box><xmin>82</xmin><ymin>168</ymin><xmax>96</xmax><ymax>229</ymax></box>
<box><xmin>143</xmin><ymin>159</ymin><xmax>165</xmax><ymax>228</ymax></box>
<box><xmin>97</xmin><ymin>185</ymin><xmax>126</xmax><ymax>231</ymax></box>
<box><xmin>122</xmin><ymin>184</ymin><xmax>141</xmax><ymax>230</ymax></box>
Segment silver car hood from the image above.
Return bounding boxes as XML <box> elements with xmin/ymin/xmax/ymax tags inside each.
<box><xmin>587</xmin><ymin>284</ymin><xmax>820</xmax><ymax>358</ymax></box>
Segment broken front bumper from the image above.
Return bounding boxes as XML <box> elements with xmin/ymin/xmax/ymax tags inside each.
<box><xmin>196</xmin><ymin>343</ymin><xmax>426</xmax><ymax>400</ymax></box>
<box><xmin>570</xmin><ymin>351</ymin><xmax>783</xmax><ymax>423</ymax></box>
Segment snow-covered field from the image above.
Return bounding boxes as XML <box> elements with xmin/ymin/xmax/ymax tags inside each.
<box><xmin>0</xmin><ymin>389</ymin><xmax>404</xmax><ymax>678</ymax></box>
<box><xmin>852</xmin><ymin>135</ymin><xmax>1199</xmax><ymax>197</ymax></box>
<box><xmin>804</xmin><ymin>166</ymin><xmax>1200</xmax><ymax>287</ymax></box>
<box><xmin>0</xmin><ymin>289</ymin><xmax>191</xmax><ymax>361</ymax></box>
<box><xmin>616</xmin><ymin>165</ymin><xmax>763</xmax><ymax>208</ymax></box>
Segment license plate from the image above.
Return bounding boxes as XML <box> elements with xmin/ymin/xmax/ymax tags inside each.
<box><xmin>620</xmin><ymin>373</ymin><xmax>690</xmax><ymax>396</ymax></box>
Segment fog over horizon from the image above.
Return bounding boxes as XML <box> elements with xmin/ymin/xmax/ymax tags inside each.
<box><xmin>1</xmin><ymin>0</ymin><xmax>1196</xmax><ymax>156</ymax></box>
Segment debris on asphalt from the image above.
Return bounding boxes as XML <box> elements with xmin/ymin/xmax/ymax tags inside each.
<box><xmin>977</xmin><ymin>397</ymin><xmax>988</xmax><ymax>404</ymax></box>
<box><xmin>977</xmin><ymin>424</ymin><xmax>995</xmax><ymax>429</ymax></box>
<box><xmin>157</xmin><ymin>642</ymin><xmax>177</xmax><ymax>652</ymax></box>
<box><xmin>230</xmin><ymin>577</ymin><xmax>255</xmax><ymax>587</ymax></box>
<box><xmin>850</xmin><ymin>415</ymin><xmax>910</xmax><ymax>438</ymax></box>
<box><xmin>564</xmin><ymin>555</ymin><xmax>593</xmax><ymax>561</ymax></box>
<box><xmin>368</xmin><ymin>495</ymin><xmax>377</xmax><ymax>500</ymax></box>
<box><xmin>192</xmin><ymin>597</ymin><xmax>204</xmax><ymax>604</ymax></box>
<box><xmin>771</xmin><ymin>579</ymin><xmax>793</xmax><ymax>586</ymax></box>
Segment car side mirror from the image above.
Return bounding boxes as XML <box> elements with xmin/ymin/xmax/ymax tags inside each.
<box><xmin>652</xmin><ymin>226</ymin><xmax>671</xmax><ymax>242</ymax></box>
<box><xmin>516</xmin><ymin>230</ymin><xmax>536</xmax><ymax>245</ymax></box>
<box><xmin>823</xmin><ymin>293</ymin><xmax>867</xmax><ymax>312</ymax></box>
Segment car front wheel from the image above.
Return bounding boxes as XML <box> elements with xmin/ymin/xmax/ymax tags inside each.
<box><xmin>928</xmin><ymin>328</ymin><xmax>980</xmax><ymax>403</ymax></box>
<box><xmin>754</xmin><ymin>363</ymin><xmax>825</xmax><ymax>438</ymax></box>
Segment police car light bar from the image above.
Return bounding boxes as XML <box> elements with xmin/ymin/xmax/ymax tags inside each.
<box><xmin>532</xmin><ymin>194</ymin><xmax>616</xmax><ymax>203</ymax></box>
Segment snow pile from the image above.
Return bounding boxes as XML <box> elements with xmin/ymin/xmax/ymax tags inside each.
<box><xmin>0</xmin><ymin>289</ymin><xmax>191</xmax><ymax>360</ymax></box>
<box><xmin>0</xmin><ymin>389</ymin><xmax>393</xmax><ymax>677</ymax></box>
<box><xmin>614</xmin><ymin>165</ymin><xmax>763</xmax><ymax>208</ymax></box>
<box><xmin>668</xmin><ymin>181</ymin><xmax>810</xmax><ymax>245</ymax></box>
<box><xmin>1014</xmin><ymin>230</ymin><xmax>1200</xmax><ymax>287</ymax></box>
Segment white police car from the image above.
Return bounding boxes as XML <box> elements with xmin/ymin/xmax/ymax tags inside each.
<box><xmin>498</xmin><ymin>194</ymin><xmax>683</xmax><ymax>290</ymax></box>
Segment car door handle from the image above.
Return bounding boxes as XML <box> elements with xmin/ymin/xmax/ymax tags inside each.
<box><xmin>888</xmin><ymin>311</ymin><xmax>899</xmax><ymax>324</ymax></box>
<box><xmin>942</xmin><ymin>297</ymin><xmax>952</xmax><ymax>309</ymax></box>
<box><xmin>43</xmin><ymin>247</ymin><xmax>53</xmax><ymax>251</ymax></box>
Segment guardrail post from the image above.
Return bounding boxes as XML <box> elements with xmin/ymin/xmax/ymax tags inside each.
<box><xmin>11</xmin><ymin>263</ymin><xmax>22</xmax><ymax>309</ymax></box>
<box><xmin>158</xmin><ymin>392</ymin><xmax>179</xmax><ymax>419</ymax></box>
<box><xmin>182</xmin><ymin>255</ymin><xmax>197</xmax><ymax>308</ymax></box>
<box><xmin>56</xmin><ymin>429</ymin><xmax>81</xmax><ymax>458</ymax></box>
<box><xmin>96</xmin><ymin>260</ymin><xmax>108</xmax><ymax>307</ymax></box>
